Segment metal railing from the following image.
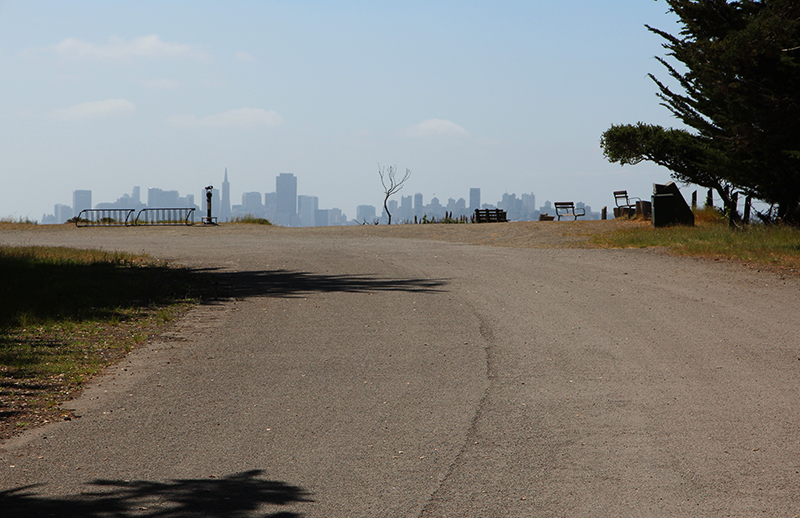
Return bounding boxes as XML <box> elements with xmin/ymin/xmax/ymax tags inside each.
<box><xmin>134</xmin><ymin>208</ymin><xmax>195</xmax><ymax>226</ymax></box>
<box><xmin>75</xmin><ymin>209</ymin><xmax>136</xmax><ymax>227</ymax></box>
<box><xmin>75</xmin><ymin>208</ymin><xmax>196</xmax><ymax>227</ymax></box>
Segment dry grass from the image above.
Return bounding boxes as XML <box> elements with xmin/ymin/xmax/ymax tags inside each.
<box><xmin>591</xmin><ymin>209</ymin><xmax>800</xmax><ymax>271</ymax></box>
<box><xmin>276</xmin><ymin>218</ymin><xmax>643</xmax><ymax>248</ymax></box>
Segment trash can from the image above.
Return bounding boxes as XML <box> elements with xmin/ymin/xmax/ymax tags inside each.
<box><xmin>652</xmin><ymin>183</ymin><xmax>694</xmax><ymax>227</ymax></box>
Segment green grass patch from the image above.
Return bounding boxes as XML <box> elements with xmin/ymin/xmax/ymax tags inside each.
<box><xmin>0</xmin><ymin>245</ymin><xmax>202</xmax><ymax>438</ymax></box>
<box><xmin>230</xmin><ymin>215</ymin><xmax>272</xmax><ymax>225</ymax></box>
<box><xmin>593</xmin><ymin>210</ymin><xmax>800</xmax><ymax>270</ymax></box>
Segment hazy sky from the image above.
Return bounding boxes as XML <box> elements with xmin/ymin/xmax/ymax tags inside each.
<box><xmin>0</xmin><ymin>1</ymin><xmax>688</xmax><ymax>221</ymax></box>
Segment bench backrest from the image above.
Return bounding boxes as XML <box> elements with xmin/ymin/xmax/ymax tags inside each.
<box><xmin>473</xmin><ymin>208</ymin><xmax>507</xmax><ymax>222</ymax></box>
<box><xmin>554</xmin><ymin>202</ymin><xmax>575</xmax><ymax>210</ymax></box>
<box><xmin>614</xmin><ymin>190</ymin><xmax>641</xmax><ymax>208</ymax></box>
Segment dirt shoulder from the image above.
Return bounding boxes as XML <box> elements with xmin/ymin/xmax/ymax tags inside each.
<box><xmin>231</xmin><ymin>218</ymin><xmax>646</xmax><ymax>248</ymax></box>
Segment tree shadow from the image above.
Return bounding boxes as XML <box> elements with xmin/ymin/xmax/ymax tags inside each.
<box><xmin>1</xmin><ymin>253</ymin><xmax>448</xmax><ymax>329</ymax></box>
<box><xmin>193</xmin><ymin>268</ymin><xmax>448</xmax><ymax>299</ymax></box>
<box><xmin>0</xmin><ymin>470</ymin><xmax>311</xmax><ymax>518</ymax></box>
<box><xmin>0</xmin><ymin>256</ymin><xmax>197</xmax><ymax>330</ymax></box>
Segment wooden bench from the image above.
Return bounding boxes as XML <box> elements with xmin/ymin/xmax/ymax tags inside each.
<box><xmin>613</xmin><ymin>190</ymin><xmax>641</xmax><ymax>218</ymax></box>
<box><xmin>473</xmin><ymin>208</ymin><xmax>508</xmax><ymax>223</ymax></box>
<box><xmin>554</xmin><ymin>202</ymin><xmax>585</xmax><ymax>221</ymax></box>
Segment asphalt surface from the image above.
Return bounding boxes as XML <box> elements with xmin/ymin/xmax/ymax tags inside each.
<box><xmin>1</xmin><ymin>224</ymin><xmax>800</xmax><ymax>517</ymax></box>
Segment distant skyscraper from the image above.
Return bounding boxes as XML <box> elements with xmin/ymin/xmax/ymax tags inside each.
<box><xmin>264</xmin><ymin>192</ymin><xmax>278</xmax><ymax>220</ymax></box>
<box><xmin>221</xmin><ymin>168</ymin><xmax>231</xmax><ymax>221</ymax></box>
<box><xmin>276</xmin><ymin>173</ymin><xmax>297</xmax><ymax>217</ymax></box>
<box><xmin>469</xmin><ymin>188</ymin><xmax>481</xmax><ymax>211</ymax></box>
<box><xmin>54</xmin><ymin>204</ymin><xmax>72</xmax><ymax>223</ymax></box>
<box><xmin>132</xmin><ymin>186</ymin><xmax>141</xmax><ymax>205</ymax></box>
<box><xmin>400</xmin><ymin>195</ymin><xmax>412</xmax><ymax>221</ymax></box>
<box><xmin>327</xmin><ymin>207</ymin><xmax>346</xmax><ymax>225</ymax></box>
<box><xmin>315</xmin><ymin>209</ymin><xmax>329</xmax><ymax>227</ymax></box>
<box><xmin>298</xmin><ymin>195</ymin><xmax>318</xmax><ymax>227</ymax></box>
<box><xmin>414</xmin><ymin>193</ymin><xmax>423</xmax><ymax>216</ymax></box>
<box><xmin>147</xmin><ymin>188</ymin><xmax>180</xmax><ymax>207</ymax></box>
<box><xmin>241</xmin><ymin>192</ymin><xmax>262</xmax><ymax>214</ymax></box>
<box><xmin>212</xmin><ymin>188</ymin><xmax>220</xmax><ymax>218</ymax></box>
<box><xmin>73</xmin><ymin>190</ymin><xmax>92</xmax><ymax>215</ymax></box>
<box><xmin>357</xmin><ymin>205</ymin><xmax>376</xmax><ymax>223</ymax></box>
<box><xmin>521</xmin><ymin>193</ymin><xmax>536</xmax><ymax>213</ymax></box>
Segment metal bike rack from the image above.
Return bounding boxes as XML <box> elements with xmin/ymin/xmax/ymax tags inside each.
<box><xmin>75</xmin><ymin>209</ymin><xmax>136</xmax><ymax>227</ymax></box>
<box><xmin>134</xmin><ymin>207</ymin><xmax>195</xmax><ymax>226</ymax></box>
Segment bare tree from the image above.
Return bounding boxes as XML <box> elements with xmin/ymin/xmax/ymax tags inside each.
<box><xmin>378</xmin><ymin>164</ymin><xmax>411</xmax><ymax>225</ymax></box>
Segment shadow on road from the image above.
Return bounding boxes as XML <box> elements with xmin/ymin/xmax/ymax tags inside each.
<box><xmin>2</xmin><ymin>251</ymin><xmax>447</xmax><ymax>327</ymax></box>
<box><xmin>195</xmin><ymin>268</ymin><xmax>448</xmax><ymax>299</ymax></box>
<box><xmin>0</xmin><ymin>469</ymin><xmax>310</xmax><ymax>518</ymax></box>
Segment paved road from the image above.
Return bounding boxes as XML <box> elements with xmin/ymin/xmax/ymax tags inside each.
<box><xmin>2</xmin><ymin>225</ymin><xmax>800</xmax><ymax>517</ymax></box>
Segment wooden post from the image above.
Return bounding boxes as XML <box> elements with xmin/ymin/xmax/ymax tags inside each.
<box><xmin>691</xmin><ymin>190</ymin><xmax>697</xmax><ymax>209</ymax></box>
<box><xmin>729</xmin><ymin>192</ymin><xmax>739</xmax><ymax>229</ymax></box>
<box><xmin>743</xmin><ymin>195</ymin><xmax>752</xmax><ymax>225</ymax></box>
<box><xmin>601</xmin><ymin>206</ymin><xmax>607</xmax><ymax>220</ymax></box>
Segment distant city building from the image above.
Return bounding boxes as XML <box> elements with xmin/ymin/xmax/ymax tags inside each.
<box><xmin>148</xmin><ymin>188</ymin><xmax>176</xmax><ymax>207</ymax></box>
<box><xmin>211</xmin><ymin>188</ymin><xmax>220</xmax><ymax>219</ymax></box>
<box><xmin>469</xmin><ymin>188</ymin><xmax>481</xmax><ymax>211</ymax></box>
<box><xmin>413</xmin><ymin>193</ymin><xmax>423</xmax><ymax>217</ymax></box>
<box><xmin>241</xmin><ymin>191</ymin><xmax>263</xmax><ymax>214</ymax></box>
<box><xmin>73</xmin><ymin>190</ymin><xmax>92</xmax><ymax>215</ymax></box>
<box><xmin>275</xmin><ymin>173</ymin><xmax>298</xmax><ymax>225</ymax></box>
<box><xmin>326</xmin><ymin>207</ymin><xmax>347</xmax><ymax>226</ymax></box>
<box><xmin>298</xmin><ymin>195</ymin><xmax>318</xmax><ymax>227</ymax></box>
<box><xmin>264</xmin><ymin>192</ymin><xmax>278</xmax><ymax>220</ymax></box>
<box><xmin>315</xmin><ymin>209</ymin><xmax>329</xmax><ymax>227</ymax></box>
<box><xmin>357</xmin><ymin>205</ymin><xmax>376</xmax><ymax>223</ymax></box>
<box><xmin>521</xmin><ymin>193</ymin><xmax>536</xmax><ymax>215</ymax></box>
<box><xmin>427</xmin><ymin>197</ymin><xmax>444</xmax><ymax>218</ymax></box>
<box><xmin>54</xmin><ymin>204</ymin><xmax>72</xmax><ymax>223</ymax></box>
<box><xmin>147</xmin><ymin>188</ymin><xmax>195</xmax><ymax>208</ymax></box>
<box><xmin>399</xmin><ymin>195</ymin><xmax>412</xmax><ymax>222</ymax></box>
<box><xmin>221</xmin><ymin>168</ymin><xmax>232</xmax><ymax>221</ymax></box>
<box><xmin>95</xmin><ymin>186</ymin><xmax>146</xmax><ymax>210</ymax></box>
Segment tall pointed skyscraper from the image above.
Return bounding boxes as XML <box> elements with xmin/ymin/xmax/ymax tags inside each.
<box><xmin>221</xmin><ymin>168</ymin><xmax>232</xmax><ymax>221</ymax></box>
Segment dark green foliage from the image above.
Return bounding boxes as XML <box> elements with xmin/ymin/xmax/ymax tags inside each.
<box><xmin>603</xmin><ymin>0</ymin><xmax>800</xmax><ymax>223</ymax></box>
<box><xmin>601</xmin><ymin>122</ymin><xmax>741</xmax><ymax>220</ymax></box>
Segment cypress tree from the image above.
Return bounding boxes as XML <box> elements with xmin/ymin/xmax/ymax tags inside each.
<box><xmin>647</xmin><ymin>0</ymin><xmax>800</xmax><ymax>222</ymax></box>
<box><xmin>602</xmin><ymin>1</ymin><xmax>800</xmax><ymax>223</ymax></box>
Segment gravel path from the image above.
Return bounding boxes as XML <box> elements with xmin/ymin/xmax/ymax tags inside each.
<box><xmin>1</xmin><ymin>222</ymin><xmax>799</xmax><ymax>517</ymax></box>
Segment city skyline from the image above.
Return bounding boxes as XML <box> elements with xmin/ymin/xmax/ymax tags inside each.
<box><xmin>40</xmin><ymin>169</ymin><xmax>603</xmax><ymax>226</ymax></box>
<box><xmin>1</xmin><ymin>2</ymin><xmax>691</xmax><ymax>223</ymax></box>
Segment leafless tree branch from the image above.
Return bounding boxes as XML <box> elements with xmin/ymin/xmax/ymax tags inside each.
<box><xmin>378</xmin><ymin>164</ymin><xmax>411</xmax><ymax>225</ymax></box>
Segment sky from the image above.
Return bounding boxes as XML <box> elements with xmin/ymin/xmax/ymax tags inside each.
<box><xmin>0</xmin><ymin>1</ymin><xmax>691</xmax><ymax>221</ymax></box>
